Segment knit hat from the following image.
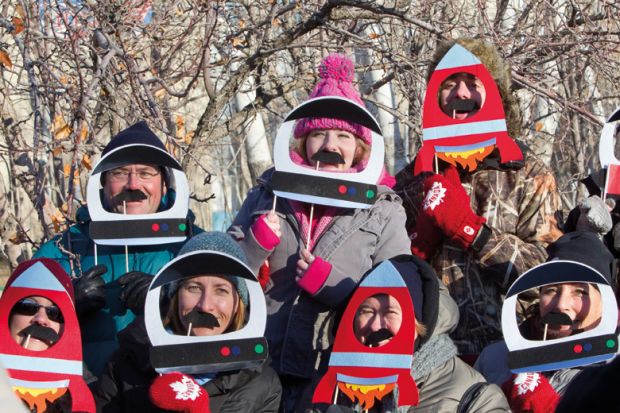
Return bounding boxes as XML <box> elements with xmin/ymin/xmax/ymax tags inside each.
<box><xmin>93</xmin><ymin>121</ymin><xmax>181</xmax><ymax>175</ymax></box>
<box><xmin>171</xmin><ymin>232</ymin><xmax>250</xmax><ymax>306</ymax></box>
<box><xmin>546</xmin><ymin>231</ymin><xmax>614</xmax><ymax>286</ymax></box>
<box><xmin>293</xmin><ymin>54</ymin><xmax>372</xmax><ymax>144</ymax></box>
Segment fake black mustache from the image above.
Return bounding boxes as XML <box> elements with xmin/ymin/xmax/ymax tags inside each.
<box><xmin>183</xmin><ymin>309</ymin><xmax>220</xmax><ymax>329</ymax></box>
<box><xmin>21</xmin><ymin>324</ymin><xmax>60</xmax><ymax>346</ymax></box>
<box><xmin>540</xmin><ymin>312</ymin><xmax>573</xmax><ymax>326</ymax></box>
<box><xmin>113</xmin><ymin>189</ymin><xmax>148</xmax><ymax>203</ymax></box>
<box><xmin>446</xmin><ymin>99</ymin><xmax>480</xmax><ymax>114</ymax></box>
<box><xmin>366</xmin><ymin>328</ymin><xmax>394</xmax><ymax>347</ymax></box>
<box><xmin>311</xmin><ymin>151</ymin><xmax>345</xmax><ymax>165</ymax></box>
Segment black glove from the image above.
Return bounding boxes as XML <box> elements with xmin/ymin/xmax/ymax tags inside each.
<box><xmin>73</xmin><ymin>265</ymin><xmax>107</xmax><ymax>316</ymax></box>
<box><xmin>118</xmin><ymin>271</ymin><xmax>152</xmax><ymax>315</ymax></box>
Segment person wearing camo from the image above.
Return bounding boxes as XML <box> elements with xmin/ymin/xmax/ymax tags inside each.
<box><xmin>394</xmin><ymin>38</ymin><xmax>563</xmax><ymax>359</ymax></box>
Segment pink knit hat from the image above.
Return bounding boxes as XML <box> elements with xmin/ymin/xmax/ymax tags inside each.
<box><xmin>293</xmin><ymin>54</ymin><xmax>372</xmax><ymax>144</ymax></box>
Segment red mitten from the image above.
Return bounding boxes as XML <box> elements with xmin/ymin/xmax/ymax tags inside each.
<box><xmin>149</xmin><ymin>372</ymin><xmax>211</xmax><ymax>413</ymax></box>
<box><xmin>409</xmin><ymin>212</ymin><xmax>444</xmax><ymax>260</ymax></box>
<box><xmin>501</xmin><ymin>372</ymin><xmax>559</xmax><ymax>413</ymax></box>
<box><xmin>419</xmin><ymin>167</ymin><xmax>486</xmax><ymax>249</ymax></box>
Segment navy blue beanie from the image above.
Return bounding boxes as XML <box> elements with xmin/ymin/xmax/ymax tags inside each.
<box><xmin>102</xmin><ymin>121</ymin><xmax>166</xmax><ymax>156</ymax></box>
<box><xmin>546</xmin><ymin>231</ymin><xmax>614</xmax><ymax>285</ymax></box>
<box><xmin>93</xmin><ymin>121</ymin><xmax>181</xmax><ymax>176</ymax></box>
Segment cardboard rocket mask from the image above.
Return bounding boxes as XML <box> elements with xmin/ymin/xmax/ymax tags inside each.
<box><xmin>313</xmin><ymin>260</ymin><xmax>419</xmax><ymax>409</ymax></box>
<box><xmin>144</xmin><ymin>250</ymin><xmax>268</xmax><ymax>375</ymax></box>
<box><xmin>598</xmin><ymin>106</ymin><xmax>620</xmax><ymax>200</ymax></box>
<box><xmin>0</xmin><ymin>259</ymin><xmax>95</xmax><ymax>412</ymax></box>
<box><xmin>86</xmin><ymin>142</ymin><xmax>191</xmax><ymax>246</ymax></box>
<box><xmin>414</xmin><ymin>44</ymin><xmax>523</xmax><ymax>175</ymax></box>
<box><xmin>502</xmin><ymin>260</ymin><xmax>618</xmax><ymax>373</ymax></box>
<box><xmin>271</xmin><ymin>96</ymin><xmax>385</xmax><ymax>209</ymax></box>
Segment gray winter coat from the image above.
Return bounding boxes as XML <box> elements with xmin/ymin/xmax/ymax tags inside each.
<box><xmin>228</xmin><ymin>168</ymin><xmax>411</xmax><ymax>378</ymax></box>
<box><xmin>408</xmin><ymin>284</ymin><xmax>510</xmax><ymax>413</ymax></box>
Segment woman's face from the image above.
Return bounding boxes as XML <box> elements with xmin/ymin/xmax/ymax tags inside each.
<box><xmin>177</xmin><ymin>275</ymin><xmax>239</xmax><ymax>336</ymax></box>
<box><xmin>539</xmin><ymin>282</ymin><xmax>603</xmax><ymax>339</ymax></box>
<box><xmin>9</xmin><ymin>296</ymin><xmax>63</xmax><ymax>351</ymax></box>
<box><xmin>305</xmin><ymin>129</ymin><xmax>360</xmax><ymax>171</ymax></box>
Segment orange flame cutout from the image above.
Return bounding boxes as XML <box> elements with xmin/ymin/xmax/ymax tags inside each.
<box><xmin>13</xmin><ymin>386</ymin><xmax>68</xmax><ymax>412</ymax></box>
<box><xmin>436</xmin><ymin>144</ymin><xmax>495</xmax><ymax>171</ymax></box>
<box><xmin>338</xmin><ymin>381</ymin><xmax>395</xmax><ymax>410</ymax></box>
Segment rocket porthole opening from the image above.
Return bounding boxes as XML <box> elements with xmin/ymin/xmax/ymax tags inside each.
<box><xmin>353</xmin><ymin>294</ymin><xmax>402</xmax><ymax>347</ymax></box>
<box><xmin>9</xmin><ymin>296</ymin><xmax>65</xmax><ymax>351</ymax></box>
<box><xmin>438</xmin><ymin>72</ymin><xmax>486</xmax><ymax>120</ymax></box>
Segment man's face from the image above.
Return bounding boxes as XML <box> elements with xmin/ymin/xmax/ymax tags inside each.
<box><xmin>353</xmin><ymin>294</ymin><xmax>403</xmax><ymax>347</ymax></box>
<box><xmin>103</xmin><ymin>163</ymin><xmax>166</xmax><ymax>214</ymax></box>
<box><xmin>439</xmin><ymin>72</ymin><xmax>486</xmax><ymax>120</ymax></box>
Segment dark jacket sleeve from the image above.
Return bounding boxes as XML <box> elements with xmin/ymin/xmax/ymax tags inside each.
<box><xmin>92</xmin><ymin>354</ymin><xmax>124</xmax><ymax>413</ymax></box>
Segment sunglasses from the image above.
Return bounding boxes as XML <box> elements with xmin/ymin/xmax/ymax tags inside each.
<box><xmin>13</xmin><ymin>298</ymin><xmax>64</xmax><ymax>323</ymax></box>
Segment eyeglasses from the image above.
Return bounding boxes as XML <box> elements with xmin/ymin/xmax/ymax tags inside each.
<box><xmin>107</xmin><ymin>169</ymin><xmax>161</xmax><ymax>183</ymax></box>
<box><xmin>13</xmin><ymin>298</ymin><xmax>64</xmax><ymax>323</ymax></box>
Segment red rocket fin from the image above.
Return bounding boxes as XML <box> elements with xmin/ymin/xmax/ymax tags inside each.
<box><xmin>496</xmin><ymin>134</ymin><xmax>523</xmax><ymax>164</ymax></box>
<box><xmin>69</xmin><ymin>377</ymin><xmax>96</xmax><ymax>413</ymax></box>
<box><xmin>396</xmin><ymin>373</ymin><xmax>419</xmax><ymax>407</ymax></box>
<box><xmin>413</xmin><ymin>145</ymin><xmax>436</xmax><ymax>176</ymax></box>
<box><xmin>312</xmin><ymin>369</ymin><xmax>338</xmax><ymax>405</ymax></box>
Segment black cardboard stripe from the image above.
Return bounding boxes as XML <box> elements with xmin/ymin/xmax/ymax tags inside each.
<box><xmin>271</xmin><ymin>171</ymin><xmax>377</xmax><ymax>205</ymax></box>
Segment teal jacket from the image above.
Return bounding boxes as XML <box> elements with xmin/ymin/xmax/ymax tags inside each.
<box><xmin>34</xmin><ymin>205</ymin><xmax>203</xmax><ymax>377</ymax></box>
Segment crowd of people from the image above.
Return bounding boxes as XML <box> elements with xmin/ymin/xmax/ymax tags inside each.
<box><xmin>1</xmin><ymin>38</ymin><xmax>619</xmax><ymax>413</ymax></box>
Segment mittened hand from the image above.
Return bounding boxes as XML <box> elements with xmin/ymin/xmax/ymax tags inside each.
<box><xmin>576</xmin><ymin>195</ymin><xmax>613</xmax><ymax>238</ymax></box>
<box><xmin>251</xmin><ymin>213</ymin><xmax>281</xmax><ymax>250</ymax></box>
<box><xmin>73</xmin><ymin>265</ymin><xmax>107</xmax><ymax>316</ymax></box>
<box><xmin>149</xmin><ymin>372</ymin><xmax>210</xmax><ymax>413</ymax></box>
<box><xmin>419</xmin><ymin>167</ymin><xmax>486</xmax><ymax>249</ymax></box>
<box><xmin>118</xmin><ymin>271</ymin><xmax>152</xmax><ymax>315</ymax></box>
<box><xmin>502</xmin><ymin>372</ymin><xmax>559</xmax><ymax>413</ymax></box>
<box><xmin>409</xmin><ymin>212</ymin><xmax>444</xmax><ymax>260</ymax></box>
<box><xmin>296</xmin><ymin>249</ymin><xmax>332</xmax><ymax>295</ymax></box>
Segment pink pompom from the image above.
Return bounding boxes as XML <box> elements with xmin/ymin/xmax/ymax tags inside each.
<box><xmin>318</xmin><ymin>54</ymin><xmax>355</xmax><ymax>82</ymax></box>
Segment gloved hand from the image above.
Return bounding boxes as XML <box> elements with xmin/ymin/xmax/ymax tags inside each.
<box><xmin>501</xmin><ymin>372</ymin><xmax>559</xmax><ymax>413</ymax></box>
<box><xmin>418</xmin><ymin>166</ymin><xmax>486</xmax><ymax>249</ymax></box>
<box><xmin>118</xmin><ymin>271</ymin><xmax>152</xmax><ymax>315</ymax></box>
<box><xmin>73</xmin><ymin>265</ymin><xmax>107</xmax><ymax>316</ymax></box>
<box><xmin>409</xmin><ymin>212</ymin><xmax>444</xmax><ymax>260</ymax></box>
<box><xmin>149</xmin><ymin>372</ymin><xmax>210</xmax><ymax>413</ymax></box>
<box><xmin>576</xmin><ymin>195</ymin><xmax>613</xmax><ymax>238</ymax></box>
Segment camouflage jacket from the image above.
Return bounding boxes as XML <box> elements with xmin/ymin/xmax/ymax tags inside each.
<box><xmin>394</xmin><ymin>151</ymin><xmax>562</xmax><ymax>354</ymax></box>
